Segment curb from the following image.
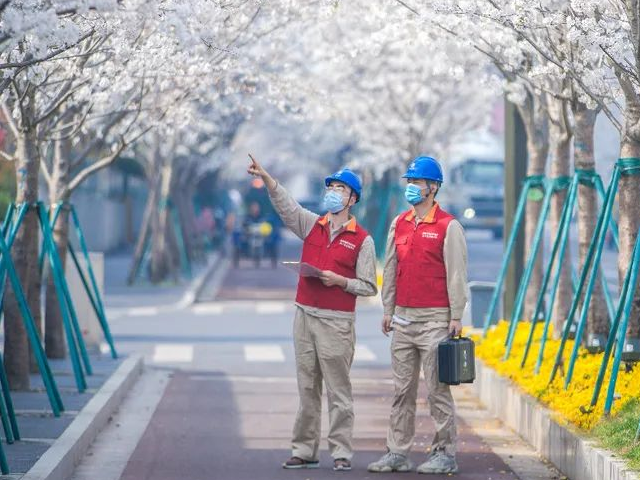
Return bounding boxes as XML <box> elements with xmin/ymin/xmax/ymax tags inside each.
<box><xmin>175</xmin><ymin>251</ymin><xmax>222</xmax><ymax>308</ymax></box>
<box><xmin>190</xmin><ymin>254</ymin><xmax>230</xmax><ymax>304</ymax></box>
<box><xmin>474</xmin><ymin>359</ymin><xmax>639</xmax><ymax>480</ymax></box>
<box><xmin>21</xmin><ymin>355</ymin><xmax>144</xmax><ymax>480</ymax></box>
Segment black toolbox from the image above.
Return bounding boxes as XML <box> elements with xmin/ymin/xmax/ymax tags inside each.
<box><xmin>437</xmin><ymin>337</ymin><xmax>476</xmax><ymax>385</ymax></box>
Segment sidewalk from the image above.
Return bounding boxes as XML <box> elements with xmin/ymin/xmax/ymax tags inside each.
<box><xmin>0</xmin><ymin>355</ymin><xmax>123</xmax><ymax>475</ymax></box>
<box><xmin>69</xmin><ymin>368</ymin><xmax>561</xmax><ymax>480</ymax></box>
<box><xmin>104</xmin><ymin>251</ymin><xmax>215</xmax><ymax>309</ymax></box>
<box><xmin>0</xmin><ymin>250</ymin><xmax>212</xmax><ymax>477</ymax></box>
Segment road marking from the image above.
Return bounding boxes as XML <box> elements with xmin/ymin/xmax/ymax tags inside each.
<box><xmin>255</xmin><ymin>302</ymin><xmax>287</xmax><ymax>314</ymax></box>
<box><xmin>128</xmin><ymin>307</ymin><xmax>159</xmax><ymax>316</ymax></box>
<box><xmin>354</xmin><ymin>344</ymin><xmax>377</xmax><ymax>362</ymax></box>
<box><xmin>244</xmin><ymin>344</ymin><xmax>285</xmax><ymax>362</ymax></box>
<box><xmin>191</xmin><ymin>303</ymin><xmax>224</xmax><ymax>315</ymax></box>
<box><xmin>152</xmin><ymin>344</ymin><xmax>194</xmax><ymax>363</ymax></box>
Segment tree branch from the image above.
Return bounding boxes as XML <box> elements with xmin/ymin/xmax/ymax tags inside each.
<box><xmin>1</xmin><ymin>100</ymin><xmax>19</xmax><ymax>138</ymax></box>
<box><xmin>0</xmin><ymin>30</ymin><xmax>95</xmax><ymax>70</ymax></box>
<box><xmin>0</xmin><ymin>149</ymin><xmax>14</xmax><ymax>162</ymax></box>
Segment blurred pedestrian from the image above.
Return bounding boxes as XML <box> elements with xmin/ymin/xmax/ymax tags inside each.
<box><xmin>247</xmin><ymin>154</ymin><xmax>377</xmax><ymax>472</ymax></box>
<box><xmin>368</xmin><ymin>156</ymin><xmax>468</xmax><ymax>475</ymax></box>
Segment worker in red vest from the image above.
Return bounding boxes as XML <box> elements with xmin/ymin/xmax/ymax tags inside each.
<box><xmin>368</xmin><ymin>156</ymin><xmax>468</xmax><ymax>475</ymax></box>
<box><xmin>247</xmin><ymin>154</ymin><xmax>378</xmax><ymax>472</ymax></box>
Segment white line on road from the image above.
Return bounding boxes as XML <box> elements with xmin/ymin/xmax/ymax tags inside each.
<box><xmin>354</xmin><ymin>344</ymin><xmax>377</xmax><ymax>362</ymax></box>
<box><xmin>128</xmin><ymin>307</ymin><xmax>160</xmax><ymax>317</ymax></box>
<box><xmin>255</xmin><ymin>302</ymin><xmax>287</xmax><ymax>314</ymax></box>
<box><xmin>152</xmin><ymin>344</ymin><xmax>194</xmax><ymax>363</ymax></box>
<box><xmin>244</xmin><ymin>344</ymin><xmax>285</xmax><ymax>362</ymax></box>
<box><xmin>191</xmin><ymin>303</ymin><xmax>225</xmax><ymax>315</ymax></box>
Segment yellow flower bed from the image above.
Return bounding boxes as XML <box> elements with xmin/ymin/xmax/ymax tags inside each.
<box><xmin>474</xmin><ymin>321</ymin><xmax>640</xmax><ymax>430</ymax></box>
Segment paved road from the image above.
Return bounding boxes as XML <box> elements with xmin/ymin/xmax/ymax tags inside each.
<box><xmin>67</xmin><ymin>231</ymin><xmax>567</xmax><ymax>480</ymax></box>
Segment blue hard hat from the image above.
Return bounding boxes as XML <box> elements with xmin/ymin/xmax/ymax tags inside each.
<box><xmin>403</xmin><ymin>156</ymin><xmax>444</xmax><ymax>183</ymax></box>
<box><xmin>325</xmin><ymin>168</ymin><xmax>362</xmax><ymax>203</ymax></box>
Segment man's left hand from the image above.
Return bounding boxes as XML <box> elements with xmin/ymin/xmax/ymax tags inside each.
<box><xmin>319</xmin><ymin>270</ymin><xmax>347</xmax><ymax>288</ymax></box>
<box><xmin>448</xmin><ymin>319</ymin><xmax>463</xmax><ymax>336</ymax></box>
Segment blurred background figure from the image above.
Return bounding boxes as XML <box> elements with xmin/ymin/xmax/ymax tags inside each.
<box><xmin>232</xmin><ymin>179</ymin><xmax>282</xmax><ymax>268</ymax></box>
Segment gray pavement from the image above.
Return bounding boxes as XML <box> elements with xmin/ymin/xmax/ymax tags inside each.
<box><xmin>0</xmin><ymin>355</ymin><xmax>123</xmax><ymax>475</ymax></box>
<box><xmin>63</xmin><ymin>230</ymin><xmax>570</xmax><ymax>480</ymax></box>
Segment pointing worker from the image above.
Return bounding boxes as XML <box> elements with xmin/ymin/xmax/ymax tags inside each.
<box><xmin>247</xmin><ymin>154</ymin><xmax>378</xmax><ymax>472</ymax></box>
<box><xmin>368</xmin><ymin>156</ymin><xmax>468</xmax><ymax>475</ymax></box>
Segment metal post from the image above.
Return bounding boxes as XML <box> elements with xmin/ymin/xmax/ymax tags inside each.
<box><xmin>594</xmin><ymin>176</ymin><xmax>619</xmax><ymax>249</ymax></box>
<box><xmin>0</xmin><ymin>352</ymin><xmax>19</xmax><ymax>441</ymax></box>
<box><xmin>0</xmin><ymin>203</ymin><xmax>31</xmax><ymax>316</ymax></box>
<box><xmin>521</xmin><ymin>175</ymin><xmax>578</xmax><ymax>368</ymax></box>
<box><xmin>504</xmin><ymin>178</ymin><xmax>559</xmax><ymax>359</ymax></box>
<box><xmin>604</xmin><ymin>226</ymin><xmax>640</xmax><ymax>415</ymax></box>
<box><xmin>482</xmin><ymin>178</ymin><xmax>533</xmax><ymax>335</ymax></box>
<box><xmin>36</xmin><ymin>204</ymin><xmax>90</xmax><ymax>391</ymax></box>
<box><xmin>583</xmin><ymin>228</ymin><xmax>639</xmax><ymax>413</ymax></box>
<box><xmin>67</xmin><ymin>242</ymin><xmax>118</xmax><ymax>358</ymax></box>
<box><xmin>38</xmin><ymin>203</ymin><xmax>64</xmax><ymax>275</ymax></box>
<box><xmin>69</xmin><ymin>205</ymin><xmax>117</xmax><ymax>358</ymax></box>
<box><xmin>0</xmin><ymin>231</ymin><xmax>63</xmax><ymax>415</ymax></box>
<box><xmin>549</xmin><ymin>166</ymin><xmax>620</xmax><ymax>384</ymax></box>
<box><xmin>0</xmin><ymin>437</ymin><xmax>8</xmax><ymax>474</ymax></box>
<box><xmin>564</xmin><ymin>168</ymin><xmax>621</xmax><ymax>388</ymax></box>
<box><xmin>503</xmin><ymin>99</ymin><xmax>528</xmax><ymax>323</ymax></box>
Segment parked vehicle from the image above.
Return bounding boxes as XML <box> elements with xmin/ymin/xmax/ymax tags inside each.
<box><xmin>439</xmin><ymin>134</ymin><xmax>504</xmax><ymax>238</ymax></box>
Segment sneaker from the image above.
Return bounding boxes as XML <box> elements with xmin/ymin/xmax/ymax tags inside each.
<box><xmin>367</xmin><ymin>452</ymin><xmax>413</xmax><ymax>473</ymax></box>
<box><xmin>333</xmin><ymin>458</ymin><xmax>352</xmax><ymax>471</ymax></box>
<box><xmin>282</xmin><ymin>456</ymin><xmax>320</xmax><ymax>469</ymax></box>
<box><xmin>416</xmin><ymin>450</ymin><xmax>458</xmax><ymax>474</ymax></box>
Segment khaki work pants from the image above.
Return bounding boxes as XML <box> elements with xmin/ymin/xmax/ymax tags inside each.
<box><xmin>291</xmin><ymin>307</ymin><xmax>355</xmax><ymax>461</ymax></box>
<box><xmin>386</xmin><ymin>320</ymin><xmax>457</xmax><ymax>456</ymax></box>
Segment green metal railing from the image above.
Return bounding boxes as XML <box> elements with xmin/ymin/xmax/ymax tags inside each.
<box><xmin>580</xmin><ymin>224</ymin><xmax>640</xmax><ymax>415</ymax></box>
<box><xmin>37</xmin><ymin>202</ymin><xmax>92</xmax><ymax>392</ymax></box>
<box><xmin>482</xmin><ymin>175</ymin><xmax>545</xmax><ymax>335</ymax></box>
<box><xmin>549</xmin><ymin>159</ymin><xmax>640</xmax><ymax>388</ymax></box>
<box><xmin>0</xmin><ymin>205</ymin><xmax>64</xmax><ymax>419</ymax></box>
<box><xmin>0</xmin><ymin>201</ymin><xmax>122</xmax><ymax>474</ymax></box>
<box><xmin>55</xmin><ymin>203</ymin><xmax>117</xmax><ymax>359</ymax></box>
<box><xmin>503</xmin><ymin>176</ymin><xmax>570</xmax><ymax>360</ymax></box>
<box><xmin>517</xmin><ymin>170</ymin><xmax>618</xmax><ymax>372</ymax></box>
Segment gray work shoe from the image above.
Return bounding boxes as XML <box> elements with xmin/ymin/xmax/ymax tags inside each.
<box><xmin>416</xmin><ymin>450</ymin><xmax>458</xmax><ymax>474</ymax></box>
<box><xmin>367</xmin><ymin>452</ymin><xmax>413</xmax><ymax>473</ymax></box>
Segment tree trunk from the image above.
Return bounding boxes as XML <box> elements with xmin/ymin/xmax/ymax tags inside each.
<box><xmin>517</xmin><ymin>97</ymin><xmax>548</xmax><ymax>321</ymax></box>
<box><xmin>44</xmin><ymin>138</ymin><xmax>71</xmax><ymax>359</ymax></box>
<box><xmin>149</xmin><ymin>162</ymin><xmax>176</xmax><ymax>284</ymax></box>
<box><xmin>127</xmin><ymin>180</ymin><xmax>157</xmax><ymax>285</ymax></box>
<box><xmin>27</xmin><ymin>215</ymin><xmax>42</xmax><ymax>374</ymax></box>
<box><xmin>4</xmin><ymin>126</ymin><xmax>39</xmax><ymax>390</ymax></box>
<box><xmin>574</xmin><ymin>105</ymin><xmax>609</xmax><ymax>341</ymax></box>
<box><xmin>619</xmin><ymin>129</ymin><xmax>640</xmax><ymax>341</ymax></box>
<box><xmin>548</xmin><ymin>100</ymin><xmax>573</xmax><ymax>337</ymax></box>
<box><xmin>523</xmin><ymin>141</ymin><xmax>547</xmax><ymax>320</ymax></box>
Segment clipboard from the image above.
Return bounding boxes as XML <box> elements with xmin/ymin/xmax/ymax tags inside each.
<box><xmin>282</xmin><ymin>261</ymin><xmax>323</xmax><ymax>277</ymax></box>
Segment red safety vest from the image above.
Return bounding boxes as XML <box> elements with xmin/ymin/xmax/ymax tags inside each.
<box><xmin>295</xmin><ymin>216</ymin><xmax>368</xmax><ymax>312</ymax></box>
<box><xmin>394</xmin><ymin>204</ymin><xmax>453</xmax><ymax>308</ymax></box>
